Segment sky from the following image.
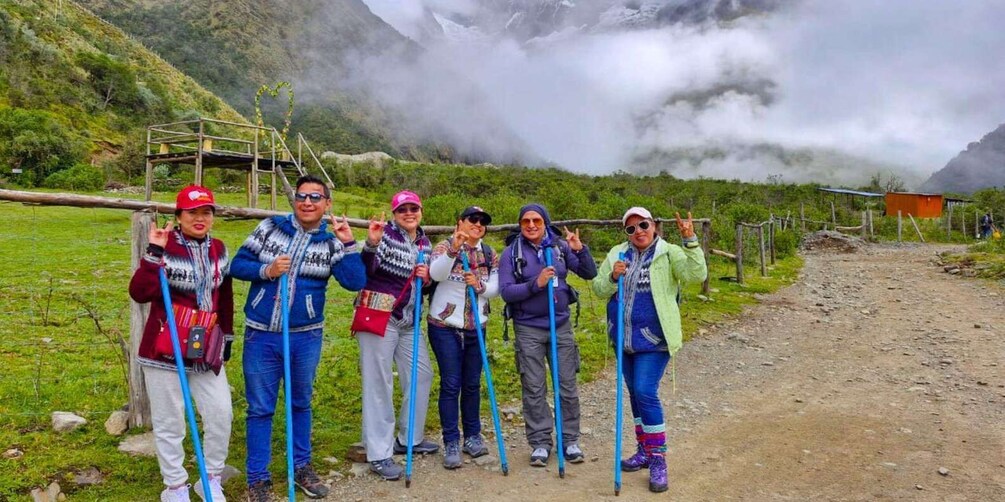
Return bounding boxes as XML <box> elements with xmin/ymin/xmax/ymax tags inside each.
<box><xmin>356</xmin><ymin>0</ymin><xmax>1005</xmax><ymax>185</ymax></box>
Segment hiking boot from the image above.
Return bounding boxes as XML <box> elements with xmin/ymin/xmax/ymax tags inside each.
<box><xmin>245</xmin><ymin>480</ymin><xmax>275</xmax><ymax>502</ymax></box>
<box><xmin>161</xmin><ymin>485</ymin><xmax>191</xmax><ymax>502</ymax></box>
<box><xmin>648</xmin><ymin>455</ymin><xmax>669</xmax><ymax>493</ymax></box>
<box><xmin>393</xmin><ymin>437</ymin><xmax>440</xmax><ymax>455</ymax></box>
<box><xmin>443</xmin><ymin>440</ymin><xmax>462</xmax><ymax>469</ymax></box>
<box><xmin>194</xmin><ymin>475</ymin><xmax>226</xmax><ymax>502</ymax></box>
<box><xmin>564</xmin><ymin>443</ymin><xmax>585</xmax><ymax>463</ymax></box>
<box><xmin>369</xmin><ymin>457</ymin><xmax>404</xmax><ymax>481</ymax></box>
<box><xmin>294</xmin><ymin>464</ymin><xmax>329</xmax><ymax>499</ymax></box>
<box><xmin>529</xmin><ymin>447</ymin><xmax>549</xmax><ymax>467</ymax></box>
<box><xmin>462</xmin><ymin>434</ymin><xmax>489</xmax><ymax>458</ymax></box>
<box><xmin>621</xmin><ymin>443</ymin><xmax>649</xmax><ymax>472</ymax></box>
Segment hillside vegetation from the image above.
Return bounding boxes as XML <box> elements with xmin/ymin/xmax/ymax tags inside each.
<box><xmin>0</xmin><ymin>0</ymin><xmax>244</xmax><ymax>187</ymax></box>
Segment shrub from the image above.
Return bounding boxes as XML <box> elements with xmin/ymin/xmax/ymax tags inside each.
<box><xmin>0</xmin><ymin>107</ymin><xmax>84</xmax><ymax>186</ymax></box>
<box><xmin>43</xmin><ymin>163</ymin><xmax>105</xmax><ymax>191</ymax></box>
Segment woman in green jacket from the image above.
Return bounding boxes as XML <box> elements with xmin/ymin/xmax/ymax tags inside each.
<box><xmin>592</xmin><ymin>207</ymin><xmax>707</xmax><ymax>492</ymax></box>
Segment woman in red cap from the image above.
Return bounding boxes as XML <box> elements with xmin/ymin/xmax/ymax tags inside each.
<box><xmin>129</xmin><ymin>185</ymin><xmax>234</xmax><ymax>502</ymax></box>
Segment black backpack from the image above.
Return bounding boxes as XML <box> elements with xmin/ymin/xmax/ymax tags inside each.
<box><xmin>501</xmin><ymin>232</ymin><xmax>581</xmax><ymax>342</ymax></box>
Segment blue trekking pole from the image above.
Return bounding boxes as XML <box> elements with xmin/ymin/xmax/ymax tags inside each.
<box><xmin>543</xmin><ymin>250</ymin><xmax>566</xmax><ymax>478</ymax></box>
<box><xmin>460</xmin><ymin>253</ymin><xmax>509</xmax><ymax>476</ymax></box>
<box><xmin>280</xmin><ymin>274</ymin><xmax>296</xmax><ymax>501</ymax></box>
<box><xmin>158</xmin><ymin>268</ymin><xmax>213</xmax><ymax>502</ymax></box>
<box><xmin>405</xmin><ymin>249</ymin><xmax>426</xmax><ymax>488</ymax></box>
<box><xmin>614</xmin><ymin>252</ymin><xmax>626</xmax><ymax>496</ymax></box>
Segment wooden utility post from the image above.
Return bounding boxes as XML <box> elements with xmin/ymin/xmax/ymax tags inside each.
<box><xmin>128</xmin><ymin>212</ymin><xmax>153</xmax><ymax>428</ymax></box>
<box><xmin>908</xmin><ymin>213</ymin><xmax>925</xmax><ymax>242</ymax></box>
<box><xmin>700</xmin><ymin>220</ymin><xmax>711</xmax><ymax>295</ymax></box>
<box><xmin>735</xmin><ymin>224</ymin><xmax>744</xmax><ymax>285</ymax></box>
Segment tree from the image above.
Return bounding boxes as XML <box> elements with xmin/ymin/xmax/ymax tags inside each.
<box><xmin>0</xmin><ymin>107</ymin><xmax>83</xmax><ymax>186</ymax></box>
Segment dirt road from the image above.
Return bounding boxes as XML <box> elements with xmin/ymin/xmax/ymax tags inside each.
<box><xmin>326</xmin><ymin>244</ymin><xmax>1005</xmax><ymax>501</ymax></box>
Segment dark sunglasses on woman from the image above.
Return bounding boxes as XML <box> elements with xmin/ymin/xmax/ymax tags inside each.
<box><xmin>624</xmin><ymin>220</ymin><xmax>652</xmax><ymax>235</ymax></box>
<box><xmin>466</xmin><ymin>215</ymin><xmax>489</xmax><ymax>225</ymax></box>
<box><xmin>295</xmin><ymin>192</ymin><xmax>328</xmax><ymax>203</ymax></box>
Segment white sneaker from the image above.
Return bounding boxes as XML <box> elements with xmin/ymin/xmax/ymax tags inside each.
<box><xmin>161</xmin><ymin>484</ymin><xmax>191</xmax><ymax>502</ymax></box>
<box><xmin>193</xmin><ymin>475</ymin><xmax>226</xmax><ymax>502</ymax></box>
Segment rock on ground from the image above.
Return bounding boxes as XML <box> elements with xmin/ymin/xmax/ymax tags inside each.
<box><xmin>104</xmin><ymin>410</ymin><xmax>129</xmax><ymax>436</ymax></box>
<box><xmin>800</xmin><ymin>230</ymin><xmax>867</xmax><ymax>253</ymax></box>
<box><xmin>51</xmin><ymin>412</ymin><xmax>87</xmax><ymax>433</ymax></box>
<box><xmin>117</xmin><ymin>431</ymin><xmax>157</xmax><ymax>457</ymax></box>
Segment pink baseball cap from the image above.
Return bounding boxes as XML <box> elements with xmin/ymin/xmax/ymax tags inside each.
<box><xmin>391</xmin><ymin>190</ymin><xmax>422</xmax><ymax>212</ymax></box>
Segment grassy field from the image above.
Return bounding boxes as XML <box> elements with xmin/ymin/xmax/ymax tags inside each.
<box><xmin>0</xmin><ymin>190</ymin><xmax>802</xmax><ymax>500</ymax></box>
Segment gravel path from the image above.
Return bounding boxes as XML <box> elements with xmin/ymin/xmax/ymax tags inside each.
<box><xmin>322</xmin><ymin>243</ymin><xmax>1005</xmax><ymax>501</ymax></box>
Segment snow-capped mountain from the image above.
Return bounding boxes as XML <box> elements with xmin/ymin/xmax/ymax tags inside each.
<box><xmin>422</xmin><ymin>0</ymin><xmax>780</xmax><ymax>45</ymax></box>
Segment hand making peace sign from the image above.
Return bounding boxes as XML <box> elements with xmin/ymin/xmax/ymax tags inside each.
<box><xmin>366</xmin><ymin>211</ymin><xmax>387</xmax><ymax>246</ymax></box>
<box><xmin>330</xmin><ymin>213</ymin><xmax>355</xmax><ymax>244</ymax></box>
<box><xmin>563</xmin><ymin>226</ymin><xmax>583</xmax><ymax>251</ymax></box>
<box><xmin>675</xmin><ymin>211</ymin><xmax>696</xmax><ymax>240</ymax></box>
<box><xmin>148</xmin><ymin>218</ymin><xmax>174</xmax><ymax>248</ymax></box>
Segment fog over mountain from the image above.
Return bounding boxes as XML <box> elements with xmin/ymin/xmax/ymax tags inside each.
<box><xmin>358</xmin><ymin>0</ymin><xmax>1005</xmax><ymax>186</ymax></box>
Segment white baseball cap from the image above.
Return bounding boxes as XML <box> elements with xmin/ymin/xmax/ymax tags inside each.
<box><xmin>622</xmin><ymin>206</ymin><xmax>653</xmax><ymax>225</ymax></box>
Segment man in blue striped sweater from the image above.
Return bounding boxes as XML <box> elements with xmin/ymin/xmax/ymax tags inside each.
<box><xmin>231</xmin><ymin>175</ymin><xmax>366</xmax><ymax>501</ymax></box>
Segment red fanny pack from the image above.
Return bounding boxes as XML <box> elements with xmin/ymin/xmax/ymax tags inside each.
<box><xmin>155</xmin><ymin>305</ymin><xmax>225</xmax><ymax>374</ymax></box>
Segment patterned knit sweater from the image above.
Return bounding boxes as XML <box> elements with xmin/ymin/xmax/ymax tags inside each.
<box><xmin>128</xmin><ymin>231</ymin><xmax>233</xmax><ymax>372</ymax></box>
<box><xmin>427</xmin><ymin>237</ymin><xmax>499</xmax><ymax>330</ymax></box>
<box><xmin>230</xmin><ymin>215</ymin><xmax>366</xmax><ymax>332</ymax></box>
<box><xmin>360</xmin><ymin>221</ymin><xmax>432</xmax><ymax>327</ymax></box>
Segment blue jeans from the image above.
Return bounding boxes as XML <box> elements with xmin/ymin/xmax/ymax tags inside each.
<box><xmin>428</xmin><ymin>323</ymin><xmax>483</xmax><ymax>443</ymax></box>
<box><xmin>622</xmin><ymin>351</ymin><xmax>671</xmax><ymax>426</ymax></box>
<box><xmin>243</xmin><ymin>327</ymin><xmax>323</xmax><ymax>485</ymax></box>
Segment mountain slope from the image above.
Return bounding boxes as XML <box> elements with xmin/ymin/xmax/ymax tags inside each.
<box><xmin>0</xmin><ymin>0</ymin><xmax>244</xmax><ymax>185</ymax></box>
<box><xmin>920</xmin><ymin>124</ymin><xmax>1005</xmax><ymax>194</ymax></box>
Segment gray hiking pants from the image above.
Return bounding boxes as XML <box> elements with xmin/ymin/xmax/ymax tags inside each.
<box><xmin>513</xmin><ymin>321</ymin><xmax>581</xmax><ymax>450</ymax></box>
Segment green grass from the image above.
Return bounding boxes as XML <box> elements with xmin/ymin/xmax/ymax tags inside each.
<box><xmin>0</xmin><ymin>190</ymin><xmax>802</xmax><ymax>500</ymax></box>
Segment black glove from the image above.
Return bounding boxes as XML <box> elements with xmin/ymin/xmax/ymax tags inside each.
<box><xmin>223</xmin><ymin>339</ymin><xmax>233</xmax><ymax>362</ymax></box>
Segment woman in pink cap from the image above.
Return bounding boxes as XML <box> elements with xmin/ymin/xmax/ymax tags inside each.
<box><xmin>128</xmin><ymin>185</ymin><xmax>234</xmax><ymax>502</ymax></box>
<box><xmin>354</xmin><ymin>190</ymin><xmax>436</xmax><ymax>480</ymax></box>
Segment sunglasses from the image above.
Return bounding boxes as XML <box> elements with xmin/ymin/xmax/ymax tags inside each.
<box><xmin>520</xmin><ymin>217</ymin><xmax>544</xmax><ymax>228</ymax></box>
<box><xmin>465</xmin><ymin>215</ymin><xmax>489</xmax><ymax>225</ymax></box>
<box><xmin>394</xmin><ymin>205</ymin><xmax>421</xmax><ymax>214</ymax></box>
<box><xmin>295</xmin><ymin>192</ymin><xmax>328</xmax><ymax>203</ymax></box>
<box><xmin>624</xmin><ymin>220</ymin><xmax>653</xmax><ymax>235</ymax></box>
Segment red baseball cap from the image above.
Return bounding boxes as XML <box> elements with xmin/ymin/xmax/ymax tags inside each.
<box><xmin>176</xmin><ymin>185</ymin><xmax>216</xmax><ymax>211</ymax></box>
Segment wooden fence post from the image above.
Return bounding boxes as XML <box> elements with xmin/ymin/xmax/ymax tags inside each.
<box><xmin>861</xmin><ymin>211</ymin><xmax>867</xmax><ymax>238</ymax></box>
<box><xmin>768</xmin><ymin>218</ymin><xmax>776</xmax><ymax>265</ymax></box>
<box><xmin>868</xmin><ymin>209</ymin><xmax>874</xmax><ymax>238</ymax></box>
<box><xmin>831</xmin><ymin>201</ymin><xmax>836</xmax><ymax>226</ymax></box>
<box><xmin>735</xmin><ymin>224</ymin><xmax>744</xmax><ymax>285</ymax></box>
<box><xmin>898</xmin><ymin>210</ymin><xmax>903</xmax><ymax>243</ymax></box>
<box><xmin>800</xmin><ymin>203</ymin><xmax>806</xmax><ymax>232</ymax></box>
<box><xmin>946</xmin><ymin>203</ymin><xmax>953</xmax><ymax>240</ymax></box>
<box><xmin>701</xmin><ymin>220</ymin><xmax>711</xmax><ymax>295</ymax></box>
<box><xmin>758</xmin><ymin>224</ymin><xmax>767</xmax><ymax>277</ymax></box>
<box><xmin>908</xmin><ymin>213</ymin><xmax>925</xmax><ymax>242</ymax></box>
<box><xmin>128</xmin><ymin>211</ymin><xmax>153</xmax><ymax>428</ymax></box>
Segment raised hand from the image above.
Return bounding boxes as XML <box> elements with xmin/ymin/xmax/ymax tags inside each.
<box><xmin>366</xmin><ymin>211</ymin><xmax>387</xmax><ymax>246</ymax></box>
<box><xmin>148</xmin><ymin>219</ymin><xmax>174</xmax><ymax>248</ymax></box>
<box><xmin>451</xmin><ymin>227</ymin><xmax>470</xmax><ymax>251</ymax></box>
<box><xmin>266</xmin><ymin>255</ymin><xmax>292</xmax><ymax>279</ymax></box>
<box><xmin>563</xmin><ymin>226</ymin><xmax>583</xmax><ymax>251</ymax></box>
<box><xmin>675</xmin><ymin>212</ymin><xmax>696</xmax><ymax>240</ymax></box>
<box><xmin>331</xmin><ymin>213</ymin><xmax>355</xmax><ymax>244</ymax></box>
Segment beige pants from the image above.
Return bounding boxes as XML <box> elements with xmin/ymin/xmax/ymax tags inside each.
<box><xmin>143</xmin><ymin>365</ymin><xmax>233</xmax><ymax>487</ymax></box>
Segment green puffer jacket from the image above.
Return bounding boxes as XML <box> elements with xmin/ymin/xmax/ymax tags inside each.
<box><xmin>591</xmin><ymin>238</ymin><xmax>707</xmax><ymax>355</ymax></box>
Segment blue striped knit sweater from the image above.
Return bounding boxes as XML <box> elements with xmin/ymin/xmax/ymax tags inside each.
<box><xmin>231</xmin><ymin>215</ymin><xmax>366</xmax><ymax>332</ymax></box>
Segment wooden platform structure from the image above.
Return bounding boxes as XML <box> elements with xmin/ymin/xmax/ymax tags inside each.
<box><xmin>144</xmin><ymin>117</ymin><xmax>335</xmax><ymax>209</ymax></box>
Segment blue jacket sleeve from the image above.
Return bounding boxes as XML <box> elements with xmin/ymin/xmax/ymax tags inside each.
<box><xmin>230</xmin><ymin>243</ymin><xmax>268</xmax><ymax>282</ymax></box>
<box><xmin>333</xmin><ymin>250</ymin><xmax>367</xmax><ymax>292</ymax></box>
<box><xmin>564</xmin><ymin>242</ymin><xmax>598</xmax><ymax>280</ymax></box>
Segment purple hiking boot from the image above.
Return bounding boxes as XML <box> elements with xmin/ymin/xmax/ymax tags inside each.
<box><xmin>648</xmin><ymin>455</ymin><xmax>669</xmax><ymax>493</ymax></box>
<box><xmin>620</xmin><ymin>443</ymin><xmax>649</xmax><ymax>472</ymax></box>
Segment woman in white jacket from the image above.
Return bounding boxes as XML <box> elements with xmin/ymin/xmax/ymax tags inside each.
<box><xmin>427</xmin><ymin>206</ymin><xmax>500</xmax><ymax>469</ymax></box>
